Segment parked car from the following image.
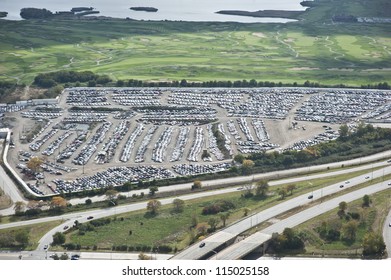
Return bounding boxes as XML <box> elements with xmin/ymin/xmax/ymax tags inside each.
<box><xmin>308</xmin><ymin>194</ymin><xmax>313</xmax><ymax>199</ymax></box>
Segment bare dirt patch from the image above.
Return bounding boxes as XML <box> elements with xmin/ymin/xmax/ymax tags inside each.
<box><xmin>252</xmin><ymin>32</ymin><xmax>266</xmax><ymax>38</ymax></box>
<box><xmin>290</xmin><ymin>67</ymin><xmax>320</xmax><ymax>71</ymax></box>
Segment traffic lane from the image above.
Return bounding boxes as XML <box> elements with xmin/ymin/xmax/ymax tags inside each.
<box><xmin>383</xmin><ymin>206</ymin><xmax>391</xmax><ymax>259</ymax></box>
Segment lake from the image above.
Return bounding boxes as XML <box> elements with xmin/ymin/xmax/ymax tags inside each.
<box><xmin>0</xmin><ymin>0</ymin><xmax>306</xmax><ymax>23</ymax></box>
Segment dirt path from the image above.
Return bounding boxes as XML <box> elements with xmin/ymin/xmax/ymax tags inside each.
<box><xmin>275</xmin><ymin>31</ymin><xmax>299</xmax><ymax>58</ymax></box>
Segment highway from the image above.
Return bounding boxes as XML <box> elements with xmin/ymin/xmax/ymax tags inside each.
<box><xmin>384</xmin><ymin>208</ymin><xmax>391</xmax><ymax>258</ymax></box>
<box><xmin>214</xmin><ymin>180</ymin><xmax>391</xmax><ymax>260</ymax></box>
<box><xmin>171</xmin><ymin>164</ymin><xmax>391</xmax><ymax>259</ymax></box>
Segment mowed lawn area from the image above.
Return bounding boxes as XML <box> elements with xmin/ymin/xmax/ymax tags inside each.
<box><xmin>0</xmin><ymin>18</ymin><xmax>390</xmax><ymax>86</ymax></box>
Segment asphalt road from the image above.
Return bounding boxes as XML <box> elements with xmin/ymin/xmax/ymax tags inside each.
<box><xmin>214</xmin><ymin>180</ymin><xmax>391</xmax><ymax>260</ymax></box>
<box><xmin>384</xmin><ymin>208</ymin><xmax>391</xmax><ymax>258</ymax></box>
<box><xmin>172</xmin><ymin>164</ymin><xmax>391</xmax><ymax>259</ymax></box>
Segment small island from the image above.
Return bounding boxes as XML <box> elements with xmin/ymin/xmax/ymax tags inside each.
<box><xmin>71</xmin><ymin>7</ymin><xmax>94</xmax><ymax>13</ymax></box>
<box><xmin>0</xmin><ymin>11</ymin><xmax>8</xmax><ymax>18</ymax></box>
<box><xmin>130</xmin><ymin>7</ymin><xmax>158</xmax><ymax>12</ymax></box>
<box><xmin>216</xmin><ymin>10</ymin><xmax>304</xmax><ymax>20</ymax></box>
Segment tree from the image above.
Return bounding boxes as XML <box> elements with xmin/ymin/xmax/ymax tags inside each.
<box><xmin>172</xmin><ymin>198</ymin><xmax>185</xmax><ymax>213</ymax></box>
<box><xmin>362</xmin><ymin>232</ymin><xmax>386</xmax><ymax>258</ymax></box>
<box><xmin>286</xmin><ymin>184</ymin><xmax>296</xmax><ymax>195</ymax></box>
<box><xmin>105</xmin><ymin>189</ymin><xmax>118</xmax><ymax>206</ymax></box>
<box><xmin>219</xmin><ymin>211</ymin><xmax>231</xmax><ymax>227</ymax></box>
<box><xmin>27</xmin><ymin>157</ymin><xmax>43</xmax><ymax>173</ymax></box>
<box><xmin>13</xmin><ymin>201</ymin><xmax>26</xmax><ymax>214</ymax></box>
<box><xmin>52</xmin><ymin>232</ymin><xmax>66</xmax><ymax>245</ymax></box>
<box><xmin>50</xmin><ymin>196</ymin><xmax>67</xmax><ymax>210</ymax></box>
<box><xmin>338</xmin><ymin>201</ymin><xmax>348</xmax><ymax>218</ymax></box>
<box><xmin>342</xmin><ymin>220</ymin><xmax>358</xmax><ymax>241</ymax></box>
<box><xmin>191</xmin><ymin>213</ymin><xmax>199</xmax><ymax>228</ymax></box>
<box><xmin>241</xmin><ymin>184</ymin><xmax>254</xmax><ymax>198</ymax></box>
<box><xmin>146</xmin><ymin>199</ymin><xmax>161</xmax><ymax>215</ymax></box>
<box><xmin>233</xmin><ymin>154</ymin><xmax>245</xmax><ymax>164</ymax></box>
<box><xmin>59</xmin><ymin>253</ymin><xmax>69</xmax><ymax>260</ymax></box>
<box><xmin>207</xmin><ymin>217</ymin><xmax>220</xmax><ymax>232</ymax></box>
<box><xmin>278</xmin><ymin>188</ymin><xmax>287</xmax><ymax>200</ymax></box>
<box><xmin>85</xmin><ymin>198</ymin><xmax>92</xmax><ymax>205</ymax></box>
<box><xmin>339</xmin><ymin>124</ymin><xmax>350</xmax><ymax>140</ymax></box>
<box><xmin>192</xmin><ymin>180</ymin><xmax>202</xmax><ymax>190</ymax></box>
<box><xmin>243</xmin><ymin>207</ymin><xmax>250</xmax><ymax>217</ymax></box>
<box><xmin>241</xmin><ymin>159</ymin><xmax>254</xmax><ymax>174</ymax></box>
<box><xmin>255</xmin><ymin>180</ymin><xmax>269</xmax><ymax>197</ymax></box>
<box><xmin>362</xmin><ymin>195</ymin><xmax>371</xmax><ymax>207</ymax></box>
<box><xmin>149</xmin><ymin>186</ymin><xmax>159</xmax><ymax>196</ymax></box>
<box><xmin>195</xmin><ymin>222</ymin><xmax>209</xmax><ymax>236</ymax></box>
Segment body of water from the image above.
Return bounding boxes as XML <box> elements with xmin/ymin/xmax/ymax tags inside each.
<box><xmin>0</xmin><ymin>0</ymin><xmax>306</xmax><ymax>23</ymax></box>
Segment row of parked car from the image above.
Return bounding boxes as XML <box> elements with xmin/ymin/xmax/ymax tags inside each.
<box><xmin>135</xmin><ymin>126</ymin><xmax>158</xmax><ymax>163</ymax></box>
<box><xmin>170</xmin><ymin>127</ymin><xmax>190</xmax><ymax>162</ymax></box>
<box><xmin>206</xmin><ymin>124</ymin><xmax>225</xmax><ymax>161</ymax></box>
<box><xmin>52</xmin><ymin>166</ymin><xmax>175</xmax><ymax>192</ymax></box>
<box><xmin>152</xmin><ymin>126</ymin><xmax>174</xmax><ymax>163</ymax></box>
<box><xmin>95</xmin><ymin>120</ymin><xmax>130</xmax><ymax>164</ymax></box>
<box><xmin>111</xmin><ymin>89</ymin><xmax>161</xmax><ymax>107</ymax></box>
<box><xmin>187</xmin><ymin>127</ymin><xmax>204</xmax><ymax>162</ymax></box>
<box><xmin>72</xmin><ymin>122</ymin><xmax>112</xmax><ymax>165</ymax></box>
<box><xmin>120</xmin><ymin>123</ymin><xmax>144</xmax><ymax>162</ymax></box>
<box><xmin>172</xmin><ymin>163</ymin><xmax>232</xmax><ymax>176</ymax></box>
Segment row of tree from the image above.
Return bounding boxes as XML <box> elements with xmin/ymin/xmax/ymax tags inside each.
<box><xmin>33</xmin><ymin>70</ymin><xmax>111</xmax><ymax>88</ymax></box>
<box><xmin>117</xmin><ymin>78</ymin><xmax>391</xmax><ymax>90</ymax></box>
<box><xmin>30</xmin><ymin>70</ymin><xmax>391</xmax><ymax>90</ymax></box>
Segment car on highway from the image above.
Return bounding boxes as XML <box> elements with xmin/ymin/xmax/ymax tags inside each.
<box><xmin>365</xmin><ymin>176</ymin><xmax>370</xmax><ymax>179</ymax></box>
<box><xmin>87</xmin><ymin>216</ymin><xmax>94</xmax><ymax>220</ymax></box>
<box><xmin>71</xmin><ymin>254</ymin><xmax>80</xmax><ymax>260</ymax></box>
<box><xmin>345</xmin><ymin>180</ymin><xmax>350</xmax><ymax>184</ymax></box>
<box><xmin>43</xmin><ymin>244</ymin><xmax>48</xmax><ymax>250</ymax></box>
<box><xmin>388</xmin><ymin>182</ymin><xmax>391</xmax><ymax>186</ymax></box>
<box><xmin>389</xmin><ymin>222</ymin><xmax>391</xmax><ymax>227</ymax></box>
<box><xmin>308</xmin><ymin>194</ymin><xmax>313</xmax><ymax>199</ymax></box>
<box><xmin>199</xmin><ymin>242</ymin><xmax>205</xmax><ymax>248</ymax></box>
<box><xmin>340</xmin><ymin>185</ymin><xmax>344</xmax><ymax>188</ymax></box>
<box><xmin>63</xmin><ymin>225</ymin><xmax>69</xmax><ymax>230</ymax></box>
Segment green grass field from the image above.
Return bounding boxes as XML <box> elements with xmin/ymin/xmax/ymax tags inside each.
<box><xmin>296</xmin><ymin>188</ymin><xmax>391</xmax><ymax>257</ymax></box>
<box><xmin>0</xmin><ymin>0</ymin><xmax>390</xmax><ymax>86</ymax></box>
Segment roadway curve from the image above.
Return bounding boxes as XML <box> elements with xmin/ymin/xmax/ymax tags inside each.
<box><xmin>172</xmin><ymin>164</ymin><xmax>391</xmax><ymax>259</ymax></box>
<box><xmin>215</xmin><ymin>180</ymin><xmax>391</xmax><ymax>259</ymax></box>
<box><xmin>384</xmin><ymin>208</ymin><xmax>391</xmax><ymax>258</ymax></box>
